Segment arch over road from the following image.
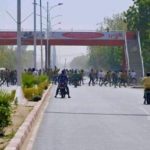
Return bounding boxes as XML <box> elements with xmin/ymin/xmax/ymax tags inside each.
<box><xmin>0</xmin><ymin>31</ymin><xmax>144</xmax><ymax>78</ymax></box>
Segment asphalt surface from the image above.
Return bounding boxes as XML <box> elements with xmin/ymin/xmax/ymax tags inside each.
<box><xmin>32</xmin><ymin>83</ymin><xmax>150</xmax><ymax>150</ymax></box>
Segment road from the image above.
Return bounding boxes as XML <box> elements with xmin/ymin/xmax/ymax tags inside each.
<box><xmin>32</xmin><ymin>83</ymin><xmax>150</xmax><ymax>150</ymax></box>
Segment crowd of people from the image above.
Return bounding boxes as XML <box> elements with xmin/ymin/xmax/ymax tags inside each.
<box><xmin>50</xmin><ymin>68</ymin><xmax>138</xmax><ymax>88</ymax></box>
<box><xmin>0</xmin><ymin>67</ymin><xmax>138</xmax><ymax>89</ymax></box>
<box><xmin>88</xmin><ymin>69</ymin><xmax>137</xmax><ymax>88</ymax></box>
<box><xmin>1</xmin><ymin>67</ymin><xmax>150</xmax><ymax>104</ymax></box>
<box><xmin>0</xmin><ymin>69</ymin><xmax>17</xmax><ymax>87</ymax></box>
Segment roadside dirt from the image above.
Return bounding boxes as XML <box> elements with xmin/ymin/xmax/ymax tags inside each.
<box><xmin>0</xmin><ymin>104</ymin><xmax>33</xmax><ymax>150</ymax></box>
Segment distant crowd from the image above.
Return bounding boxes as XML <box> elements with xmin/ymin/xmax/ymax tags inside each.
<box><xmin>0</xmin><ymin>67</ymin><xmax>138</xmax><ymax>88</ymax></box>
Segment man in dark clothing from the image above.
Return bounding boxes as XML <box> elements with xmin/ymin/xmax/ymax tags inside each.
<box><xmin>88</xmin><ymin>69</ymin><xmax>95</xmax><ymax>86</ymax></box>
<box><xmin>55</xmin><ymin>69</ymin><xmax>71</xmax><ymax>98</ymax></box>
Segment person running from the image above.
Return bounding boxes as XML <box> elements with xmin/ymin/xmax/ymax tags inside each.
<box><xmin>98</xmin><ymin>70</ymin><xmax>104</xmax><ymax>85</ymax></box>
<box><xmin>130</xmin><ymin>70</ymin><xmax>137</xmax><ymax>85</ymax></box>
<box><xmin>119</xmin><ymin>71</ymin><xmax>128</xmax><ymax>87</ymax></box>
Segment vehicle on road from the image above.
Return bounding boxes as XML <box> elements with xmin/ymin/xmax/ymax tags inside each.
<box><xmin>59</xmin><ymin>83</ymin><xmax>67</xmax><ymax>98</ymax></box>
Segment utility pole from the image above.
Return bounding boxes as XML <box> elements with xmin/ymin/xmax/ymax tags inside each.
<box><xmin>33</xmin><ymin>0</ymin><xmax>37</xmax><ymax>69</ymax></box>
<box><xmin>46</xmin><ymin>1</ymin><xmax>49</xmax><ymax>69</ymax></box>
<box><xmin>16</xmin><ymin>0</ymin><xmax>26</xmax><ymax>104</ymax></box>
<box><xmin>40</xmin><ymin>0</ymin><xmax>43</xmax><ymax>71</ymax></box>
<box><xmin>17</xmin><ymin>0</ymin><xmax>21</xmax><ymax>86</ymax></box>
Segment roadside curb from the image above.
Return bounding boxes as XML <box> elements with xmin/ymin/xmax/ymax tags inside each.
<box><xmin>5</xmin><ymin>85</ymin><xmax>52</xmax><ymax>150</ymax></box>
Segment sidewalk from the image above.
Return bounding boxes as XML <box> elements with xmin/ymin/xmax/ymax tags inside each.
<box><xmin>0</xmin><ymin>84</ymin><xmax>17</xmax><ymax>92</ymax></box>
<box><xmin>4</xmin><ymin>85</ymin><xmax>52</xmax><ymax>150</ymax></box>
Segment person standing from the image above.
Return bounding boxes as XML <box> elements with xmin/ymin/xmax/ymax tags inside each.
<box><xmin>142</xmin><ymin>72</ymin><xmax>150</xmax><ymax>104</ymax></box>
<box><xmin>88</xmin><ymin>68</ymin><xmax>95</xmax><ymax>86</ymax></box>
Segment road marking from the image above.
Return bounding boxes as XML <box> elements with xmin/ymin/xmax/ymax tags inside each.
<box><xmin>45</xmin><ymin>111</ymin><xmax>150</xmax><ymax>117</ymax></box>
<box><xmin>139</xmin><ymin>107</ymin><xmax>150</xmax><ymax>121</ymax></box>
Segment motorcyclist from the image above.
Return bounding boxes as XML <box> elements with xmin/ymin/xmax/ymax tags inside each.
<box><xmin>142</xmin><ymin>72</ymin><xmax>150</xmax><ymax>104</ymax></box>
<box><xmin>55</xmin><ymin>69</ymin><xmax>71</xmax><ymax>98</ymax></box>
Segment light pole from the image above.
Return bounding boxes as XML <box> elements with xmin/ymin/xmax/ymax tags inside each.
<box><xmin>40</xmin><ymin>0</ymin><xmax>43</xmax><ymax>71</ymax></box>
<box><xmin>46</xmin><ymin>2</ymin><xmax>63</xmax><ymax>69</ymax></box>
<box><xmin>33</xmin><ymin>0</ymin><xmax>37</xmax><ymax>69</ymax></box>
<box><xmin>51</xmin><ymin>14</ymin><xmax>62</xmax><ymax>21</ymax></box>
<box><xmin>17</xmin><ymin>0</ymin><xmax>21</xmax><ymax>86</ymax></box>
<box><xmin>46</xmin><ymin>1</ymin><xmax>49</xmax><ymax>69</ymax></box>
<box><xmin>64</xmin><ymin>58</ymin><xmax>67</xmax><ymax>68</ymax></box>
<box><xmin>37</xmin><ymin>2</ymin><xmax>63</xmax><ymax>69</ymax></box>
<box><xmin>50</xmin><ymin>21</ymin><xmax>61</xmax><ymax>68</ymax></box>
<box><xmin>15</xmin><ymin>0</ymin><xmax>26</xmax><ymax>104</ymax></box>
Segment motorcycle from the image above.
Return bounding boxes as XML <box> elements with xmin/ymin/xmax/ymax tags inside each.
<box><xmin>144</xmin><ymin>90</ymin><xmax>150</xmax><ymax>104</ymax></box>
<box><xmin>59</xmin><ymin>83</ymin><xmax>67</xmax><ymax>98</ymax></box>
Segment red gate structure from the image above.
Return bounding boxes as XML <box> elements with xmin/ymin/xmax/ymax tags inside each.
<box><xmin>0</xmin><ymin>31</ymin><xmax>144</xmax><ymax>78</ymax></box>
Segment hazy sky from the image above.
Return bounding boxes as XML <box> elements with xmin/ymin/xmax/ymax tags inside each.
<box><xmin>0</xmin><ymin>0</ymin><xmax>133</xmax><ymax>66</ymax></box>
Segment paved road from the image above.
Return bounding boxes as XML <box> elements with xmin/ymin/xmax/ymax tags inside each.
<box><xmin>32</xmin><ymin>83</ymin><xmax>150</xmax><ymax>150</ymax></box>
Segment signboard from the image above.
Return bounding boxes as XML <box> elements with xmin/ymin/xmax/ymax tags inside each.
<box><xmin>49</xmin><ymin>31</ymin><xmax>125</xmax><ymax>40</ymax></box>
<box><xmin>0</xmin><ymin>31</ymin><xmax>124</xmax><ymax>40</ymax></box>
<box><xmin>0</xmin><ymin>31</ymin><xmax>45</xmax><ymax>39</ymax></box>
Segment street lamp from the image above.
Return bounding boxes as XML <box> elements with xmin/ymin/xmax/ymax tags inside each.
<box><xmin>37</xmin><ymin>1</ymin><xmax>63</xmax><ymax>69</ymax></box>
<box><xmin>46</xmin><ymin>2</ymin><xmax>63</xmax><ymax>69</ymax></box>
<box><xmin>39</xmin><ymin>0</ymin><xmax>43</xmax><ymax>71</ymax></box>
<box><xmin>49</xmin><ymin>3</ymin><xmax>63</xmax><ymax>11</ymax></box>
<box><xmin>17</xmin><ymin>0</ymin><xmax>21</xmax><ymax>86</ymax></box>
<box><xmin>51</xmin><ymin>14</ymin><xmax>62</xmax><ymax>21</ymax></box>
<box><xmin>33</xmin><ymin>0</ymin><xmax>37</xmax><ymax>69</ymax></box>
<box><xmin>15</xmin><ymin>0</ymin><xmax>26</xmax><ymax>104</ymax></box>
<box><xmin>51</xmin><ymin>22</ymin><xmax>61</xmax><ymax>28</ymax></box>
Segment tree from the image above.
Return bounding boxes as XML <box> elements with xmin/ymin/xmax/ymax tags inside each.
<box><xmin>88</xmin><ymin>46</ymin><xmax>123</xmax><ymax>71</ymax></box>
<box><xmin>103</xmin><ymin>13</ymin><xmax>127</xmax><ymax>31</ymax></box>
<box><xmin>124</xmin><ymin>0</ymin><xmax>150</xmax><ymax>72</ymax></box>
<box><xmin>0</xmin><ymin>46</ymin><xmax>34</xmax><ymax>70</ymax></box>
<box><xmin>69</xmin><ymin>55</ymin><xmax>88</xmax><ymax>69</ymax></box>
<box><xmin>88</xmin><ymin>13</ymin><xmax>126</xmax><ymax>70</ymax></box>
<box><xmin>0</xmin><ymin>46</ymin><xmax>16</xmax><ymax>69</ymax></box>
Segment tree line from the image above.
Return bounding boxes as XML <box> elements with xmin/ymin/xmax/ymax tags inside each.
<box><xmin>70</xmin><ymin>0</ymin><xmax>150</xmax><ymax>73</ymax></box>
<box><xmin>124</xmin><ymin>0</ymin><xmax>150</xmax><ymax>72</ymax></box>
<box><xmin>0</xmin><ymin>46</ymin><xmax>33</xmax><ymax>69</ymax></box>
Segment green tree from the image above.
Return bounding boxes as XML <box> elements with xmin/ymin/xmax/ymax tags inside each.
<box><xmin>70</xmin><ymin>55</ymin><xmax>88</xmax><ymax>69</ymax></box>
<box><xmin>88</xmin><ymin>46</ymin><xmax>123</xmax><ymax>70</ymax></box>
<box><xmin>0</xmin><ymin>46</ymin><xmax>16</xmax><ymax>69</ymax></box>
<box><xmin>103</xmin><ymin>13</ymin><xmax>127</xmax><ymax>31</ymax></box>
<box><xmin>88</xmin><ymin>13</ymin><xmax>126</xmax><ymax>70</ymax></box>
<box><xmin>0</xmin><ymin>46</ymin><xmax>33</xmax><ymax>69</ymax></box>
<box><xmin>124</xmin><ymin>0</ymin><xmax>150</xmax><ymax>72</ymax></box>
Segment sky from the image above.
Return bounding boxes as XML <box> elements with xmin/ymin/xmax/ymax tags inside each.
<box><xmin>0</xmin><ymin>0</ymin><xmax>133</xmax><ymax>67</ymax></box>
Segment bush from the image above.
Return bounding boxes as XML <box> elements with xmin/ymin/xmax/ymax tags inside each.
<box><xmin>32</xmin><ymin>95</ymin><xmax>41</xmax><ymax>102</ymax></box>
<box><xmin>10</xmin><ymin>90</ymin><xmax>16</xmax><ymax>102</ymax></box>
<box><xmin>0</xmin><ymin>90</ymin><xmax>13</xmax><ymax>136</ymax></box>
<box><xmin>23</xmin><ymin>87</ymin><xmax>39</xmax><ymax>101</ymax></box>
<box><xmin>22</xmin><ymin>73</ymin><xmax>49</xmax><ymax>101</ymax></box>
<box><xmin>23</xmin><ymin>80</ymin><xmax>49</xmax><ymax>101</ymax></box>
<box><xmin>38</xmin><ymin>80</ymin><xmax>49</xmax><ymax>90</ymax></box>
<box><xmin>22</xmin><ymin>73</ymin><xmax>48</xmax><ymax>88</ymax></box>
<box><xmin>22</xmin><ymin>73</ymin><xmax>38</xmax><ymax>88</ymax></box>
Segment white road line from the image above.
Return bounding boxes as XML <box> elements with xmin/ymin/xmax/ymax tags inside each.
<box><xmin>139</xmin><ymin>107</ymin><xmax>150</xmax><ymax>121</ymax></box>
